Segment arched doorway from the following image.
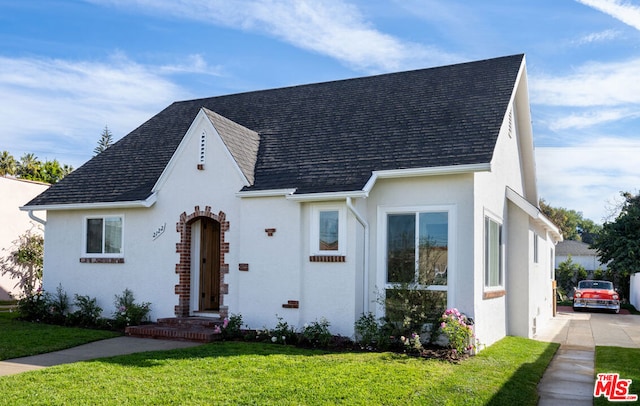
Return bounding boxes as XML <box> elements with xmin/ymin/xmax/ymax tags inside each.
<box><xmin>175</xmin><ymin>206</ymin><xmax>229</xmax><ymax>318</ymax></box>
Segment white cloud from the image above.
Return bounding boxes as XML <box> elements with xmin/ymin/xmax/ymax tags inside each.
<box><xmin>573</xmin><ymin>29</ymin><xmax>620</xmax><ymax>44</ymax></box>
<box><xmin>536</xmin><ymin>137</ymin><xmax>640</xmax><ymax>222</ymax></box>
<box><xmin>531</xmin><ymin>58</ymin><xmax>640</xmax><ymax>107</ymax></box>
<box><xmin>0</xmin><ymin>54</ymin><xmax>189</xmax><ymax>167</ymax></box>
<box><xmin>576</xmin><ymin>0</ymin><xmax>640</xmax><ymax>30</ymax></box>
<box><xmin>547</xmin><ymin>108</ymin><xmax>640</xmax><ymax>130</ymax></box>
<box><xmin>160</xmin><ymin>54</ymin><xmax>224</xmax><ymax>76</ymax></box>
<box><xmin>87</xmin><ymin>0</ymin><xmax>458</xmax><ymax>72</ymax></box>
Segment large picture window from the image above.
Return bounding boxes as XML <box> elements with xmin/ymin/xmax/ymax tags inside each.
<box><xmin>484</xmin><ymin>216</ymin><xmax>503</xmax><ymax>288</ymax></box>
<box><xmin>386</xmin><ymin>211</ymin><xmax>448</xmax><ymax>286</ymax></box>
<box><xmin>85</xmin><ymin>216</ymin><xmax>123</xmax><ymax>255</ymax></box>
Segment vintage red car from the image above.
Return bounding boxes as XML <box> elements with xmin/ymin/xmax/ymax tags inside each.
<box><xmin>573</xmin><ymin>280</ymin><xmax>620</xmax><ymax>313</ymax></box>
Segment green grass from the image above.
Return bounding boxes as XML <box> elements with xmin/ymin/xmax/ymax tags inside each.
<box><xmin>594</xmin><ymin>346</ymin><xmax>640</xmax><ymax>405</ymax></box>
<box><xmin>0</xmin><ymin>312</ymin><xmax>120</xmax><ymax>360</ymax></box>
<box><xmin>0</xmin><ymin>337</ymin><xmax>558</xmax><ymax>405</ymax></box>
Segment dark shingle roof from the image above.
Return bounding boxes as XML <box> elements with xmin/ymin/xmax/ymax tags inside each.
<box><xmin>556</xmin><ymin>240</ymin><xmax>598</xmax><ymax>256</ymax></box>
<box><xmin>25</xmin><ymin>54</ymin><xmax>524</xmax><ymax>207</ymax></box>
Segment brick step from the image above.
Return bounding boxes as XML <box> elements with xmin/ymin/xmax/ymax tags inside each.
<box><xmin>156</xmin><ymin>316</ymin><xmax>223</xmax><ymax>328</ymax></box>
<box><xmin>125</xmin><ymin>324</ymin><xmax>223</xmax><ymax>343</ymax></box>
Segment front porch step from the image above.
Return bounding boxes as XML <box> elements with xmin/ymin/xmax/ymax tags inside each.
<box><xmin>125</xmin><ymin>316</ymin><xmax>225</xmax><ymax>343</ymax></box>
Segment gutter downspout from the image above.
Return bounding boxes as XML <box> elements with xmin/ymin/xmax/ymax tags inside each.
<box><xmin>346</xmin><ymin>197</ymin><xmax>370</xmax><ymax>314</ymax></box>
<box><xmin>28</xmin><ymin>210</ymin><xmax>46</xmax><ymax>226</ymax></box>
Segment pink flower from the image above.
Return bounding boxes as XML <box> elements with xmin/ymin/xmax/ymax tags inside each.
<box><xmin>213</xmin><ymin>326</ymin><xmax>222</xmax><ymax>334</ymax></box>
<box><xmin>223</xmin><ymin>318</ymin><xmax>229</xmax><ymax>328</ymax></box>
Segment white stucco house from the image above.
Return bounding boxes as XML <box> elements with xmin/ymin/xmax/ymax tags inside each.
<box><xmin>555</xmin><ymin>240</ymin><xmax>606</xmax><ymax>272</ymax></box>
<box><xmin>22</xmin><ymin>54</ymin><xmax>561</xmax><ymax>347</ymax></box>
<box><xmin>0</xmin><ymin>176</ymin><xmax>49</xmax><ymax>300</ymax></box>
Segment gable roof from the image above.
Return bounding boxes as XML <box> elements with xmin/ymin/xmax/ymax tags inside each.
<box><xmin>556</xmin><ymin>240</ymin><xmax>597</xmax><ymax>256</ymax></box>
<box><xmin>24</xmin><ymin>54</ymin><xmax>524</xmax><ymax>209</ymax></box>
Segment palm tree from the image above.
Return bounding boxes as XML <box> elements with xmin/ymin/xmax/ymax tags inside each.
<box><xmin>0</xmin><ymin>150</ymin><xmax>17</xmax><ymax>176</ymax></box>
<box><xmin>17</xmin><ymin>153</ymin><xmax>41</xmax><ymax>180</ymax></box>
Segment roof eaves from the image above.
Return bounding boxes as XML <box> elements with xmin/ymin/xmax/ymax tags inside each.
<box><xmin>363</xmin><ymin>163</ymin><xmax>492</xmax><ymax>193</ymax></box>
<box><xmin>20</xmin><ymin>192</ymin><xmax>157</xmax><ymax>212</ymax></box>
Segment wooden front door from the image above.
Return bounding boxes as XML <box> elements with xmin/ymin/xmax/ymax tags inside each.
<box><xmin>199</xmin><ymin>218</ymin><xmax>221</xmax><ymax>311</ymax></box>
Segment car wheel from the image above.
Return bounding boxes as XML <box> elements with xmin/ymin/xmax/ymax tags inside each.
<box><xmin>573</xmin><ymin>306</ymin><xmax>580</xmax><ymax>312</ymax></box>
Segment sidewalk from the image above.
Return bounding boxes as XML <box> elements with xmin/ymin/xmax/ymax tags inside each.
<box><xmin>534</xmin><ymin>309</ymin><xmax>640</xmax><ymax>405</ymax></box>
<box><xmin>0</xmin><ymin>336</ymin><xmax>201</xmax><ymax>376</ymax></box>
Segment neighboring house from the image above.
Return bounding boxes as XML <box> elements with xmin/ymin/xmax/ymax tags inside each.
<box><xmin>0</xmin><ymin>176</ymin><xmax>48</xmax><ymax>300</ymax></box>
<box><xmin>555</xmin><ymin>240</ymin><xmax>606</xmax><ymax>272</ymax></box>
<box><xmin>22</xmin><ymin>54</ymin><xmax>561</xmax><ymax>347</ymax></box>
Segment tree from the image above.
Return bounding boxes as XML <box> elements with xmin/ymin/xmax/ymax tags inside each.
<box><xmin>539</xmin><ymin>199</ymin><xmax>602</xmax><ymax>241</ymax></box>
<box><xmin>94</xmin><ymin>125</ymin><xmax>114</xmax><ymax>155</ymax></box>
<box><xmin>555</xmin><ymin>255</ymin><xmax>587</xmax><ymax>298</ymax></box>
<box><xmin>591</xmin><ymin>191</ymin><xmax>640</xmax><ymax>299</ymax></box>
<box><xmin>0</xmin><ymin>150</ymin><xmax>17</xmax><ymax>176</ymax></box>
<box><xmin>0</xmin><ymin>227</ymin><xmax>44</xmax><ymax>298</ymax></box>
<box><xmin>17</xmin><ymin>153</ymin><xmax>41</xmax><ymax>181</ymax></box>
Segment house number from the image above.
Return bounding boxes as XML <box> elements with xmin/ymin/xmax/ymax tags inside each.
<box><xmin>153</xmin><ymin>223</ymin><xmax>166</xmax><ymax>240</ymax></box>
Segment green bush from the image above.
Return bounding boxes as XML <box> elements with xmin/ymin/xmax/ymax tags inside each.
<box><xmin>221</xmin><ymin>313</ymin><xmax>244</xmax><ymax>339</ymax></box>
<box><xmin>17</xmin><ymin>289</ymin><xmax>51</xmax><ymax>322</ymax></box>
<box><xmin>69</xmin><ymin>294</ymin><xmax>103</xmax><ymax>327</ymax></box>
<box><xmin>49</xmin><ymin>284</ymin><xmax>70</xmax><ymax>324</ymax></box>
<box><xmin>268</xmin><ymin>315</ymin><xmax>298</xmax><ymax>345</ymax></box>
<box><xmin>113</xmin><ymin>289</ymin><xmax>151</xmax><ymax>328</ymax></box>
<box><xmin>300</xmin><ymin>318</ymin><xmax>332</xmax><ymax>348</ymax></box>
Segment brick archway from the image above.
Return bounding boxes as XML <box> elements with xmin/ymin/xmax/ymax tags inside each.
<box><xmin>175</xmin><ymin>206</ymin><xmax>229</xmax><ymax>318</ymax></box>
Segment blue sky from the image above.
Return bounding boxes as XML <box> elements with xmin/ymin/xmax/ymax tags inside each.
<box><xmin>1</xmin><ymin>0</ymin><xmax>639</xmax><ymax>223</ymax></box>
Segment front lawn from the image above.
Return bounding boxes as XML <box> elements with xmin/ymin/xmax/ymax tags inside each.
<box><xmin>0</xmin><ymin>337</ymin><xmax>558</xmax><ymax>405</ymax></box>
<box><xmin>595</xmin><ymin>346</ymin><xmax>640</xmax><ymax>405</ymax></box>
<box><xmin>0</xmin><ymin>312</ymin><xmax>120</xmax><ymax>360</ymax></box>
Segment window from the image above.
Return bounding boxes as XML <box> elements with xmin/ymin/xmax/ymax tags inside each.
<box><xmin>85</xmin><ymin>216</ymin><xmax>123</xmax><ymax>255</ymax></box>
<box><xmin>386</xmin><ymin>211</ymin><xmax>448</xmax><ymax>286</ymax></box>
<box><xmin>311</xmin><ymin>205</ymin><xmax>346</xmax><ymax>255</ymax></box>
<box><xmin>533</xmin><ymin>233</ymin><xmax>539</xmax><ymax>264</ymax></box>
<box><xmin>484</xmin><ymin>216</ymin><xmax>503</xmax><ymax>288</ymax></box>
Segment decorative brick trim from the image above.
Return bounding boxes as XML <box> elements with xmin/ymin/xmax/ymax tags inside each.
<box><xmin>174</xmin><ymin>206</ymin><xmax>229</xmax><ymax>317</ymax></box>
<box><xmin>197</xmin><ymin>164</ymin><xmax>204</xmax><ymax>170</ymax></box>
<box><xmin>483</xmin><ymin>289</ymin><xmax>506</xmax><ymax>300</ymax></box>
<box><xmin>80</xmin><ymin>257</ymin><xmax>124</xmax><ymax>264</ymax></box>
<box><xmin>309</xmin><ymin>255</ymin><xmax>346</xmax><ymax>263</ymax></box>
<box><xmin>265</xmin><ymin>228</ymin><xmax>276</xmax><ymax>236</ymax></box>
<box><xmin>239</xmin><ymin>263</ymin><xmax>249</xmax><ymax>272</ymax></box>
<box><xmin>282</xmin><ymin>300</ymin><xmax>299</xmax><ymax>309</ymax></box>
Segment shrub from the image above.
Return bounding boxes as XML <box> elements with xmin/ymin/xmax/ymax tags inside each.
<box><xmin>269</xmin><ymin>315</ymin><xmax>298</xmax><ymax>345</ymax></box>
<box><xmin>49</xmin><ymin>284</ymin><xmax>70</xmax><ymax>324</ymax></box>
<box><xmin>69</xmin><ymin>294</ymin><xmax>103</xmax><ymax>327</ymax></box>
<box><xmin>219</xmin><ymin>313</ymin><xmax>244</xmax><ymax>339</ymax></box>
<box><xmin>301</xmin><ymin>318</ymin><xmax>332</xmax><ymax>348</ymax></box>
<box><xmin>354</xmin><ymin>312</ymin><xmax>382</xmax><ymax>349</ymax></box>
<box><xmin>438</xmin><ymin>308</ymin><xmax>475</xmax><ymax>355</ymax></box>
<box><xmin>113</xmin><ymin>289</ymin><xmax>151</xmax><ymax>328</ymax></box>
<box><xmin>17</xmin><ymin>288</ymin><xmax>51</xmax><ymax>322</ymax></box>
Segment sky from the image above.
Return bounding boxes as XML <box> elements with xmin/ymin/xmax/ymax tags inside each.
<box><xmin>1</xmin><ymin>0</ymin><xmax>639</xmax><ymax>223</ymax></box>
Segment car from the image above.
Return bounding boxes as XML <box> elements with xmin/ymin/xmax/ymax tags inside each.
<box><xmin>573</xmin><ymin>280</ymin><xmax>620</xmax><ymax>313</ymax></box>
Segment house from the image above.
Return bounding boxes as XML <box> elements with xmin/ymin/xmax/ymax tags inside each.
<box><xmin>0</xmin><ymin>176</ymin><xmax>49</xmax><ymax>300</ymax></box>
<box><xmin>22</xmin><ymin>54</ymin><xmax>562</xmax><ymax>347</ymax></box>
<box><xmin>555</xmin><ymin>240</ymin><xmax>606</xmax><ymax>272</ymax></box>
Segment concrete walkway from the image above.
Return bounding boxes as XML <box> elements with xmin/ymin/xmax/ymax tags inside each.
<box><xmin>0</xmin><ymin>336</ymin><xmax>201</xmax><ymax>376</ymax></box>
<box><xmin>534</xmin><ymin>309</ymin><xmax>640</xmax><ymax>405</ymax></box>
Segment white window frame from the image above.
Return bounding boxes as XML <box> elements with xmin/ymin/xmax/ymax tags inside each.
<box><xmin>483</xmin><ymin>213</ymin><xmax>504</xmax><ymax>291</ymax></box>
<box><xmin>377</xmin><ymin>205</ymin><xmax>455</xmax><ymax>305</ymax></box>
<box><xmin>310</xmin><ymin>204</ymin><xmax>346</xmax><ymax>256</ymax></box>
<box><xmin>82</xmin><ymin>214</ymin><xmax>125</xmax><ymax>257</ymax></box>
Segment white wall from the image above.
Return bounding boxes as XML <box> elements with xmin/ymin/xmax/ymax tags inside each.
<box><xmin>0</xmin><ymin>177</ymin><xmax>48</xmax><ymax>300</ymax></box>
<box><xmin>556</xmin><ymin>254</ymin><xmax>604</xmax><ymax>272</ymax></box>
<box><xmin>630</xmin><ymin>273</ymin><xmax>640</xmax><ymax>310</ymax></box>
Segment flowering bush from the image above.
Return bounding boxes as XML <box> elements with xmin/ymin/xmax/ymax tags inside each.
<box><xmin>439</xmin><ymin>308</ymin><xmax>475</xmax><ymax>355</ymax></box>
<box><xmin>213</xmin><ymin>313</ymin><xmax>244</xmax><ymax>339</ymax></box>
<box><xmin>113</xmin><ymin>289</ymin><xmax>151</xmax><ymax>328</ymax></box>
<box><xmin>267</xmin><ymin>315</ymin><xmax>298</xmax><ymax>345</ymax></box>
<box><xmin>400</xmin><ymin>333</ymin><xmax>423</xmax><ymax>353</ymax></box>
<box><xmin>300</xmin><ymin>318</ymin><xmax>332</xmax><ymax>348</ymax></box>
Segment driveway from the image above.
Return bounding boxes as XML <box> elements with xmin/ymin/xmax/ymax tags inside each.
<box><xmin>535</xmin><ymin>307</ymin><xmax>640</xmax><ymax>349</ymax></box>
